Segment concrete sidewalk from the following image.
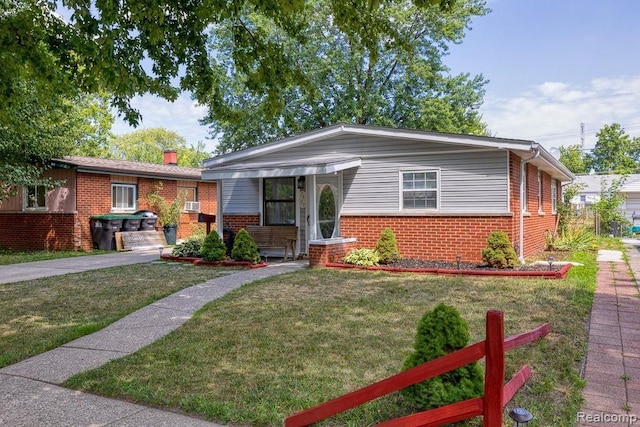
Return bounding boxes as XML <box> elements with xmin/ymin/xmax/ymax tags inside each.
<box><xmin>0</xmin><ymin>250</ymin><xmax>162</xmax><ymax>284</ymax></box>
<box><xmin>578</xmin><ymin>239</ymin><xmax>640</xmax><ymax>426</ymax></box>
<box><xmin>0</xmin><ymin>259</ymin><xmax>305</xmax><ymax>426</ymax></box>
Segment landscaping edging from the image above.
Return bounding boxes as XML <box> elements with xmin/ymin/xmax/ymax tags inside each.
<box><xmin>160</xmin><ymin>255</ymin><xmax>268</xmax><ymax>269</ymax></box>
<box><xmin>325</xmin><ymin>262</ymin><xmax>572</xmax><ymax>279</ymax></box>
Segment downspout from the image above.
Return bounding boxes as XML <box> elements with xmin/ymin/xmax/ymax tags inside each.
<box><xmin>518</xmin><ymin>145</ymin><xmax>540</xmax><ymax>264</ymax></box>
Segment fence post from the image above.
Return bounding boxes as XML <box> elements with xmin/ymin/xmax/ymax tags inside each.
<box><xmin>483</xmin><ymin>310</ymin><xmax>505</xmax><ymax>426</ymax></box>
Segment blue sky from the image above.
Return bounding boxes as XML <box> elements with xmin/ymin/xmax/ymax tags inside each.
<box><xmin>112</xmin><ymin>0</ymin><xmax>640</xmax><ymax>153</ymax></box>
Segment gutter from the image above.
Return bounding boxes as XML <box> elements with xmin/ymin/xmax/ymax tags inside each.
<box><xmin>519</xmin><ymin>145</ymin><xmax>541</xmax><ymax>264</ymax></box>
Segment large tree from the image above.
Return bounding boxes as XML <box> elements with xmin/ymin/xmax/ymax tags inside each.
<box><xmin>109</xmin><ymin>128</ymin><xmax>210</xmax><ymax>168</ymax></box>
<box><xmin>202</xmin><ymin>0</ymin><xmax>489</xmax><ymax>153</ymax></box>
<box><xmin>589</xmin><ymin>123</ymin><xmax>640</xmax><ymax>174</ymax></box>
<box><xmin>559</xmin><ymin>144</ymin><xmax>589</xmax><ymax>174</ymax></box>
<box><xmin>0</xmin><ymin>0</ymin><xmax>466</xmax><ymax>200</ymax></box>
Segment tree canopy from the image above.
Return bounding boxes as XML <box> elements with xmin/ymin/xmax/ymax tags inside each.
<box><xmin>1</xmin><ymin>0</ymin><xmax>482</xmax><ymax>200</ymax></box>
<box><xmin>589</xmin><ymin>123</ymin><xmax>640</xmax><ymax>174</ymax></box>
<box><xmin>202</xmin><ymin>0</ymin><xmax>489</xmax><ymax>153</ymax></box>
<box><xmin>558</xmin><ymin>144</ymin><xmax>589</xmax><ymax>174</ymax></box>
<box><xmin>109</xmin><ymin>128</ymin><xmax>210</xmax><ymax>168</ymax></box>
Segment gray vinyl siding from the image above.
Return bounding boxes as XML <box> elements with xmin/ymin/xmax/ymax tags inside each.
<box><xmin>222</xmin><ymin>178</ymin><xmax>259</xmax><ymax>213</ymax></box>
<box><xmin>226</xmin><ymin>135</ymin><xmax>510</xmax><ymax>214</ymax></box>
<box><xmin>342</xmin><ymin>151</ymin><xmax>508</xmax><ymax>213</ymax></box>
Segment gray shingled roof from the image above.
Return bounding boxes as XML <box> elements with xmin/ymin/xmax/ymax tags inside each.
<box><xmin>52</xmin><ymin>156</ymin><xmax>203</xmax><ymax>180</ymax></box>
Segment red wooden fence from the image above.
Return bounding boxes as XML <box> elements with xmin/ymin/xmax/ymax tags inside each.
<box><xmin>285</xmin><ymin>310</ymin><xmax>549</xmax><ymax>427</ymax></box>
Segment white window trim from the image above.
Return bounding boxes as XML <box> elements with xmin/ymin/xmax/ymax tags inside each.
<box><xmin>522</xmin><ymin>167</ymin><xmax>528</xmax><ymax>213</ymax></box>
<box><xmin>23</xmin><ymin>185</ymin><xmax>47</xmax><ymax>211</ymax></box>
<box><xmin>537</xmin><ymin>171</ymin><xmax>543</xmax><ymax>214</ymax></box>
<box><xmin>399</xmin><ymin>169</ymin><xmax>441</xmax><ymax>212</ymax></box>
<box><xmin>551</xmin><ymin>179</ymin><xmax>558</xmax><ymax>214</ymax></box>
<box><xmin>111</xmin><ymin>183</ymin><xmax>137</xmax><ymax>212</ymax></box>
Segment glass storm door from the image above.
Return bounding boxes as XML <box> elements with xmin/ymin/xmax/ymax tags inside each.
<box><xmin>315</xmin><ymin>174</ymin><xmax>340</xmax><ymax>239</ymax></box>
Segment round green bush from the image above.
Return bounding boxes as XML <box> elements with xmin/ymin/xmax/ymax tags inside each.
<box><xmin>343</xmin><ymin>248</ymin><xmax>379</xmax><ymax>266</ymax></box>
<box><xmin>401</xmin><ymin>303</ymin><xmax>484</xmax><ymax>409</ymax></box>
<box><xmin>200</xmin><ymin>230</ymin><xmax>227</xmax><ymax>262</ymax></box>
<box><xmin>231</xmin><ymin>228</ymin><xmax>261</xmax><ymax>264</ymax></box>
<box><xmin>374</xmin><ymin>228</ymin><xmax>401</xmax><ymax>264</ymax></box>
<box><xmin>481</xmin><ymin>231</ymin><xmax>517</xmax><ymax>268</ymax></box>
<box><xmin>171</xmin><ymin>235</ymin><xmax>204</xmax><ymax>258</ymax></box>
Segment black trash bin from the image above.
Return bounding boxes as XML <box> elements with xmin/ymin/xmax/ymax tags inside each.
<box><xmin>121</xmin><ymin>215</ymin><xmax>143</xmax><ymax>232</ymax></box>
<box><xmin>89</xmin><ymin>215</ymin><xmax>124</xmax><ymax>250</ymax></box>
<box><xmin>134</xmin><ymin>210</ymin><xmax>158</xmax><ymax>231</ymax></box>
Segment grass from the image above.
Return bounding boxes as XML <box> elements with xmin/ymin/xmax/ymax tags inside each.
<box><xmin>0</xmin><ymin>262</ymin><xmax>236</xmax><ymax>368</ymax></box>
<box><xmin>64</xmin><ymin>250</ymin><xmax>597</xmax><ymax>426</ymax></box>
<box><xmin>0</xmin><ymin>248</ymin><xmax>111</xmax><ymax>265</ymax></box>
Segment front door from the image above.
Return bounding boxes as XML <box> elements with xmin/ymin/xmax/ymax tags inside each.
<box><xmin>313</xmin><ymin>173</ymin><xmax>341</xmax><ymax>240</ymax></box>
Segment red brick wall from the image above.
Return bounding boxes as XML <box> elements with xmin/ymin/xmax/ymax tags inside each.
<box><xmin>223</xmin><ymin>214</ymin><xmax>260</xmax><ymax>234</ymax></box>
<box><xmin>509</xmin><ymin>153</ymin><xmax>558</xmax><ymax>259</ymax></box>
<box><xmin>340</xmin><ymin>216</ymin><xmax>513</xmax><ymax>263</ymax></box>
<box><xmin>76</xmin><ymin>172</ymin><xmax>112</xmax><ymax>250</ymax></box>
<box><xmin>0</xmin><ymin>213</ymin><xmax>78</xmax><ymax>251</ymax></box>
<box><xmin>0</xmin><ymin>173</ymin><xmax>219</xmax><ymax>252</ymax></box>
<box><xmin>309</xmin><ymin>240</ymin><xmax>357</xmax><ymax>268</ymax></box>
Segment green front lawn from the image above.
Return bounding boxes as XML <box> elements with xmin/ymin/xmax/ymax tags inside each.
<box><xmin>0</xmin><ymin>263</ymin><xmax>236</xmax><ymax>368</ymax></box>
<box><xmin>65</xmin><ymin>251</ymin><xmax>597</xmax><ymax>426</ymax></box>
<box><xmin>0</xmin><ymin>248</ymin><xmax>110</xmax><ymax>265</ymax></box>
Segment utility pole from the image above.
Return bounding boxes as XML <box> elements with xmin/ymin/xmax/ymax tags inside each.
<box><xmin>580</xmin><ymin>122</ymin><xmax>585</xmax><ymax>148</ymax></box>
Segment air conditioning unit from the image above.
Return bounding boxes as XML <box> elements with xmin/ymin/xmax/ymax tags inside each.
<box><xmin>184</xmin><ymin>201</ymin><xmax>200</xmax><ymax>212</ymax></box>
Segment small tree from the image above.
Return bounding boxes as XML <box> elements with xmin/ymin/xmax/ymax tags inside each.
<box><xmin>593</xmin><ymin>176</ymin><xmax>630</xmax><ymax>235</ymax></box>
<box><xmin>374</xmin><ymin>228</ymin><xmax>401</xmax><ymax>264</ymax></box>
<box><xmin>231</xmin><ymin>228</ymin><xmax>261</xmax><ymax>264</ymax></box>
<box><xmin>401</xmin><ymin>303</ymin><xmax>484</xmax><ymax>409</ymax></box>
<box><xmin>481</xmin><ymin>231</ymin><xmax>517</xmax><ymax>268</ymax></box>
<box><xmin>200</xmin><ymin>230</ymin><xmax>227</xmax><ymax>262</ymax></box>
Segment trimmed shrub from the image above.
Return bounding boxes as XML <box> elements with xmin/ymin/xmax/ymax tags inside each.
<box><xmin>481</xmin><ymin>231</ymin><xmax>517</xmax><ymax>268</ymax></box>
<box><xmin>343</xmin><ymin>248</ymin><xmax>379</xmax><ymax>266</ymax></box>
<box><xmin>374</xmin><ymin>228</ymin><xmax>401</xmax><ymax>264</ymax></box>
<box><xmin>401</xmin><ymin>303</ymin><xmax>484</xmax><ymax>409</ymax></box>
<box><xmin>171</xmin><ymin>235</ymin><xmax>204</xmax><ymax>258</ymax></box>
<box><xmin>231</xmin><ymin>228</ymin><xmax>261</xmax><ymax>264</ymax></box>
<box><xmin>200</xmin><ymin>230</ymin><xmax>227</xmax><ymax>262</ymax></box>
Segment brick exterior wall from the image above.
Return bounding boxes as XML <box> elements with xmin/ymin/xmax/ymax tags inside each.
<box><xmin>308</xmin><ymin>240</ymin><xmax>357</xmax><ymax>268</ymax></box>
<box><xmin>0</xmin><ymin>172</ymin><xmax>217</xmax><ymax>252</ymax></box>
<box><xmin>0</xmin><ymin>213</ymin><xmax>78</xmax><ymax>251</ymax></box>
<box><xmin>340</xmin><ymin>216</ymin><xmax>513</xmax><ymax>263</ymax></box>
<box><xmin>223</xmin><ymin>214</ymin><xmax>261</xmax><ymax>234</ymax></box>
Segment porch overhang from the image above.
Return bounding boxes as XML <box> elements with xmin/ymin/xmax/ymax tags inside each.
<box><xmin>201</xmin><ymin>157</ymin><xmax>361</xmax><ymax>180</ymax></box>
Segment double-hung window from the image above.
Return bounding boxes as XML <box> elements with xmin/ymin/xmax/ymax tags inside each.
<box><xmin>111</xmin><ymin>183</ymin><xmax>137</xmax><ymax>211</ymax></box>
<box><xmin>401</xmin><ymin>171</ymin><xmax>439</xmax><ymax>210</ymax></box>
<box><xmin>24</xmin><ymin>184</ymin><xmax>47</xmax><ymax>210</ymax></box>
<box><xmin>551</xmin><ymin>179</ymin><xmax>558</xmax><ymax>214</ymax></box>
<box><xmin>264</xmin><ymin>178</ymin><xmax>295</xmax><ymax>225</ymax></box>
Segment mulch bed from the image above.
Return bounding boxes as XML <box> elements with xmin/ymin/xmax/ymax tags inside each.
<box><xmin>160</xmin><ymin>255</ymin><xmax>268</xmax><ymax>269</ymax></box>
<box><xmin>326</xmin><ymin>258</ymin><xmax>572</xmax><ymax>279</ymax></box>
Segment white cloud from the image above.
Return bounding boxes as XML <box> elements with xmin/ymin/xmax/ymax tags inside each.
<box><xmin>111</xmin><ymin>92</ymin><xmax>218</xmax><ymax>152</ymax></box>
<box><xmin>482</xmin><ymin>75</ymin><xmax>640</xmax><ymax>151</ymax></box>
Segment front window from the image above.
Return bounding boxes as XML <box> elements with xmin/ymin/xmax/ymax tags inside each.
<box><xmin>264</xmin><ymin>178</ymin><xmax>295</xmax><ymax>225</ymax></box>
<box><xmin>401</xmin><ymin>171</ymin><xmax>438</xmax><ymax>209</ymax></box>
<box><xmin>24</xmin><ymin>185</ymin><xmax>46</xmax><ymax>210</ymax></box>
<box><xmin>178</xmin><ymin>186</ymin><xmax>197</xmax><ymax>202</ymax></box>
<box><xmin>111</xmin><ymin>183</ymin><xmax>137</xmax><ymax>211</ymax></box>
<box><xmin>551</xmin><ymin>179</ymin><xmax>558</xmax><ymax>214</ymax></box>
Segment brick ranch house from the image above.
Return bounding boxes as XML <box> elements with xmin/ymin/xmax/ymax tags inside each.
<box><xmin>202</xmin><ymin>124</ymin><xmax>574</xmax><ymax>266</ymax></box>
<box><xmin>0</xmin><ymin>151</ymin><xmax>217</xmax><ymax>251</ymax></box>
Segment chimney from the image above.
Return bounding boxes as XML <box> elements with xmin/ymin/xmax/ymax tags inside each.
<box><xmin>163</xmin><ymin>149</ymin><xmax>177</xmax><ymax>165</ymax></box>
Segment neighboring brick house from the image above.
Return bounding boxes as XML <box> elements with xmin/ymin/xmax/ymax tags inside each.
<box><xmin>0</xmin><ymin>151</ymin><xmax>217</xmax><ymax>251</ymax></box>
<box><xmin>201</xmin><ymin>124</ymin><xmax>573</xmax><ymax>266</ymax></box>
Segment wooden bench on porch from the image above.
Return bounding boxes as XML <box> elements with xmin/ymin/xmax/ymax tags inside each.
<box><xmin>246</xmin><ymin>225</ymin><xmax>298</xmax><ymax>261</ymax></box>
